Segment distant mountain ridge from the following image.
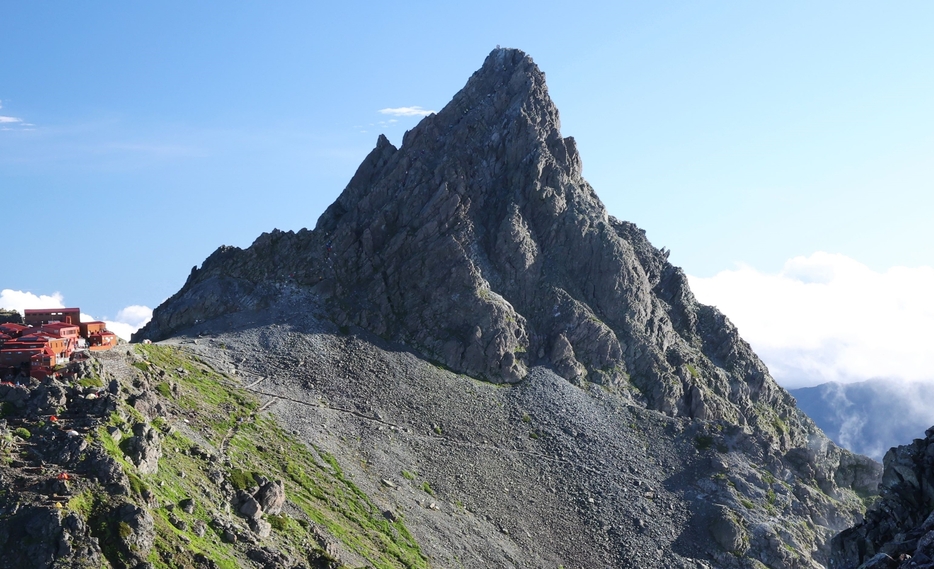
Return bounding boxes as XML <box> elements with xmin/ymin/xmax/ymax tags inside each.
<box><xmin>134</xmin><ymin>48</ymin><xmax>882</xmax><ymax>568</ymax></box>
<box><xmin>791</xmin><ymin>379</ymin><xmax>934</xmax><ymax>461</ymax></box>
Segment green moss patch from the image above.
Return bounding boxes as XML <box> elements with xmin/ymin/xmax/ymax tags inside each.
<box><xmin>131</xmin><ymin>343</ymin><xmax>427</xmax><ymax>569</ymax></box>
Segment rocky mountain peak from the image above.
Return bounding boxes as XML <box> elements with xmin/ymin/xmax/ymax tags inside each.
<box><xmin>439</xmin><ymin>47</ymin><xmax>564</xmax><ymax>149</ymax></box>
<box><xmin>318</xmin><ymin>47</ymin><xmax>582</xmax><ymax>237</ymax></box>
<box><xmin>311</xmin><ymin>48</ymin><xmax>621</xmax><ymax>383</ymax></box>
<box><xmin>140</xmin><ymin>48</ymin><xmax>834</xmax><ymax>446</ymax></box>
<box><xmin>132</xmin><ymin>48</ymin><xmax>885</xmax><ymax>567</ymax></box>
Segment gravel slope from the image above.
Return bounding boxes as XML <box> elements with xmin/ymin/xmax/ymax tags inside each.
<box><xmin>162</xmin><ymin>289</ymin><xmax>867</xmax><ymax>569</ymax></box>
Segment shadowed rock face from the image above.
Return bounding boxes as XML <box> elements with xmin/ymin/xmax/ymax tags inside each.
<box><xmin>314</xmin><ymin>49</ymin><xmax>794</xmax><ymax>434</ymax></box>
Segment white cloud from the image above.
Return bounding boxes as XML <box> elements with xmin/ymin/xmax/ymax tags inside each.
<box><xmin>104</xmin><ymin>305</ymin><xmax>154</xmax><ymax>340</ymax></box>
<box><xmin>115</xmin><ymin>305</ymin><xmax>153</xmax><ymax>329</ymax></box>
<box><xmin>0</xmin><ymin>100</ymin><xmax>30</xmax><ymax>127</ymax></box>
<box><xmin>378</xmin><ymin>106</ymin><xmax>435</xmax><ymax>117</ymax></box>
<box><xmin>102</xmin><ymin>318</ymin><xmax>148</xmax><ymax>342</ymax></box>
<box><xmin>80</xmin><ymin>306</ymin><xmax>152</xmax><ymax>341</ymax></box>
<box><xmin>687</xmin><ymin>252</ymin><xmax>934</xmax><ymax>388</ymax></box>
<box><xmin>0</xmin><ymin>289</ymin><xmax>65</xmax><ymax>312</ymax></box>
<box><xmin>0</xmin><ymin>289</ymin><xmax>151</xmax><ymax>341</ymax></box>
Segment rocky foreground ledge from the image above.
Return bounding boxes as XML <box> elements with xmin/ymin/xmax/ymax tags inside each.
<box><xmin>0</xmin><ymin>345</ymin><xmax>426</xmax><ymax>569</ymax></box>
<box><xmin>832</xmin><ymin>427</ymin><xmax>934</xmax><ymax>569</ymax></box>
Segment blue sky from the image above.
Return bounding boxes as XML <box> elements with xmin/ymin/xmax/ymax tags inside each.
<box><xmin>2</xmin><ymin>2</ymin><xmax>933</xmax><ymax>387</ymax></box>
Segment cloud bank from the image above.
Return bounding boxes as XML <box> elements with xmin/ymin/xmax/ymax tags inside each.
<box><xmin>791</xmin><ymin>378</ymin><xmax>934</xmax><ymax>460</ymax></box>
<box><xmin>0</xmin><ymin>289</ymin><xmax>65</xmax><ymax>311</ymax></box>
<box><xmin>688</xmin><ymin>252</ymin><xmax>934</xmax><ymax>388</ymax></box>
<box><xmin>0</xmin><ymin>289</ymin><xmax>151</xmax><ymax>341</ymax></box>
<box><xmin>378</xmin><ymin>106</ymin><xmax>435</xmax><ymax>117</ymax></box>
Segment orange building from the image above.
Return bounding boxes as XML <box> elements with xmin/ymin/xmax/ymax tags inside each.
<box><xmin>1</xmin><ymin>306</ymin><xmax>119</xmax><ymax>380</ymax></box>
<box><xmin>79</xmin><ymin>321</ymin><xmax>106</xmax><ymax>336</ymax></box>
<box><xmin>13</xmin><ymin>335</ymin><xmax>69</xmax><ymax>364</ymax></box>
<box><xmin>87</xmin><ymin>330</ymin><xmax>118</xmax><ymax>351</ymax></box>
<box><xmin>40</xmin><ymin>322</ymin><xmax>80</xmax><ymax>338</ymax></box>
<box><xmin>0</xmin><ymin>346</ymin><xmax>43</xmax><ymax>366</ymax></box>
<box><xmin>77</xmin><ymin>320</ymin><xmax>118</xmax><ymax>351</ymax></box>
<box><xmin>0</xmin><ymin>342</ymin><xmax>55</xmax><ymax>369</ymax></box>
<box><xmin>39</xmin><ymin>322</ymin><xmax>81</xmax><ymax>353</ymax></box>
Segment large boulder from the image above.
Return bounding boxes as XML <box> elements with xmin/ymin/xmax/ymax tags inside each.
<box><xmin>255</xmin><ymin>479</ymin><xmax>285</xmax><ymax>515</ymax></box>
<box><xmin>710</xmin><ymin>505</ymin><xmax>748</xmax><ymax>553</ymax></box>
<box><xmin>0</xmin><ymin>506</ymin><xmax>104</xmax><ymax>569</ymax></box>
<box><xmin>123</xmin><ymin>422</ymin><xmax>162</xmax><ymax>475</ymax></box>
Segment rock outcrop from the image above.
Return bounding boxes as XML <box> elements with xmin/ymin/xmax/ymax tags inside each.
<box><xmin>832</xmin><ymin>426</ymin><xmax>934</xmax><ymax>568</ymax></box>
<box><xmin>0</xmin><ymin>343</ymin><xmax>413</xmax><ymax>569</ymax></box>
<box><xmin>0</xmin><ymin>507</ymin><xmax>105</xmax><ymax>569</ymax></box>
<box><xmin>0</xmin><ymin>309</ymin><xmax>23</xmax><ymax>325</ymax></box>
<box><xmin>123</xmin><ymin>421</ymin><xmax>162</xmax><ymax>474</ymax></box>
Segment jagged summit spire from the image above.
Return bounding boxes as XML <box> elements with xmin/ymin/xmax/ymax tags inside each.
<box><xmin>454</xmin><ymin>47</ymin><xmax>544</xmax><ymax>102</ymax></box>
<box><xmin>458</xmin><ymin>47</ymin><xmax>547</xmax><ymax>106</ymax></box>
<box><xmin>421</xmin><ymin>47</ymin><xmax>562</xmax><ymax>151</ymax></box>
<box><xmin>140</xmin><ymin>48</ymin><xmax>778</xmax><ymax>424</ymax></box>
<box><xmin>319</xmin><ymin>46</ymin><xmax>583</xmax><ymax>242</ymax></box>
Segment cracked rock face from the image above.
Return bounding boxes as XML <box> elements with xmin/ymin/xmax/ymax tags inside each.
<box><xmin>315</xmin><ymin>49</ymin><xmax>646</xmax><ymax>388</ymax></box>
<box><xmin>0</xmin><ymin>507</ymin><xmax>104</xmax><ymax>569</ymax></box>
<box><xmin>139</xmin><ymin>49</ymin><xmax>814</xmax><ymax>442</ymax></box>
